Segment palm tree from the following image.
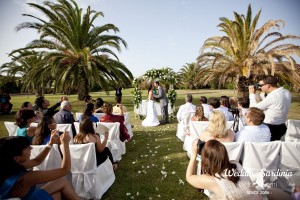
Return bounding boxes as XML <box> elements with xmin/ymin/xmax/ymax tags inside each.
<box><xmin>179</xmin><ymin>63</ymin><xmax>200</xmax><ymax>89</ymax></box>
<box><xmin>9</xmin><ymin>0</ymin><xmax>133</xmax><ymax>99</ymax></box>
<box><xmin>197</xmin><ymin>4</ymin><xmax>300</xmax><ymax>97</ymax></box>
<box><xmin>1</xmin><ymin>50</ymin><xmax>51</xmax><ymax>96</ymax></box>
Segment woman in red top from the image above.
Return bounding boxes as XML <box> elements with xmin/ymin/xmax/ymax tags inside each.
<box><xmin>100</xmin><ymin>103</ymin><xmax>131</xmax><ymax>142</ymax></box>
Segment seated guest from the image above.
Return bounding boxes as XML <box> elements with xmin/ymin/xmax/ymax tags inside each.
<box><xmin>220</xmin><ymin>96</ymin><xmax>234</xmax><ymax>121</ymax></box>
<box><xmin>199</xmin><ymin>110</ymin><xmax>234</xmax><ymax>142</ymax></box>
<box><xmin>200</xmin><ymin>96</ymin><xmax>211</xmax><ymax>119</ymax></box>
<box><xmin>32</xmin><ymin>116</ymin><xmax>59</xmax><ymax>145</ymax></box>
<box><xmin>191</xmin><ymin>105</ymin><xmax>208</xmax><ymax>121</ymax></box>
<box><xmin>35</xmin><ymin>96</ymin><xmax>67</xmax><ymax>117</ymax></box>
<box><xmin>83</xmin><ymin>95</ymin><xmax>92</xmax><ymax>104</ymax></box>
<box><xmin>100</xmin><ymin>103</ymin><xmax>131</xmax><ymax>142</ymax></box>
<box><xmin>53</xmin><ymin>100</ymin><xmax>76</xmax><ymax>137</ymax></box>
<box><xmin>79</xmin><ymin>103</ymin><xmax>99</xmax><ymax>122</ymax></box>
<box><xmin>113</xmin><ymin>96</ymin><xmax>127</xmax><ymax>114</ymax></box>
<box><xmin>235</xmin><ymin>107</ymin><xmax>271</xmax><ymax>142</ymax></box>
<box><xmin>186</xmin><ymin>139</ymin><xmax>259</xmax><ymax>199</ymax></box>
<box><xmin>237</xmin><ymin>97</ymin><xmax>250</xmax><ymax>126</ymax></box>
<box><xmin>95</xmin><ymin>98</ymin><xmax>104</xmax><ymax>113</ymax></box>
<box><xmin>177</xmin><ymin>94</ymin><xmax>196</xmax><ymax>123</ymax></box>
<box><xmin>208</xmin><ymin>97</ymin><xmax>231</xmax><ymax>121</ymax></box>
<box><xmin>53</xmin><ymin>101</ymin><xmax>75</xmax><ymax>124</ymax></box>
<box><xmin>15</xmin><ymin>109</ymin><xmax>37</xmax><ymax>144</ymax></box>
<box><xmin>0</xmin><ymin>134</ymin><xmax>81</xmax><ymax>199</ymax></box>
<box><xmin>21</xmin><ymin>101</ymin><xmax>43</xmax><ymax>122</ymax></box>
<box><xmin>74</xmin><ymin>117</ymin><xmax>117</xmax><ymax>169</ymax></box>
<box><xmin>0</xmin><ymin>88</ymin><xmax>13</xmax><ymax>115</ymax></box>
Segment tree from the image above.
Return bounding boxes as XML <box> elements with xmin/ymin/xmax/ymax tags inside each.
<box><xmin>197</xmin><ymin>4</ymin><xmax>300</xmax><ymax>97</ymax></box>
<box><xmin>8</xmin><ymin>0</ymin><xmax>133</xmax><ymax>99</ymax></box>
<box><xmin>178</xmin><ymin>63</ymin><xmax>200</xmax><ymax>89</ymax></box>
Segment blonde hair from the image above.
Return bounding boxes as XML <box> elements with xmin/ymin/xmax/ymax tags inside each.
<box><xmin>206</xmin><ymin>110</ymin><xmax>227</xmax><ymax>138</ymax></box>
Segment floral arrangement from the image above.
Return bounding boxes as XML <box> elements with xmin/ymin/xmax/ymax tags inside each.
<box><xmin>167</xmin><ymin>89</ymin><xmax>177</xmax><ymax>107</ymax></box>
<box><xmin>131</xmin><ymin>87</ymin><xmax>143</xmax><ymax>109</ymax></box>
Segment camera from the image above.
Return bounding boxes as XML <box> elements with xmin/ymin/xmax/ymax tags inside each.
<box><xmin>245</xmin><ymin>83</ymin><xmax>260</xmax><ymax>90</ymax></box>
<box><xmin>197</xmin><ymin>139</ymin><xmax>205</xmax><ymax>155</ymax></box>
<box><xmin>228</xmin><ymin>107</ymin><xmax>239</xmax><ymax>115</ymax></box>
<box><xmin>58</xmin><ymin>131</ymin><xmax>64</xmax><ymax>136</ymax></box>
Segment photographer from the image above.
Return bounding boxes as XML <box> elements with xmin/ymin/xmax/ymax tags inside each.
<box><xmin>249</xmin><ymin>75</ymin><xmax>291</xmax><ymax>141</ymax></box>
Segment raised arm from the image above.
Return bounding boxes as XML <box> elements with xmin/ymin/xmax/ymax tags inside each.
<box><xmin>95</xmin><ymin>131</ymin><xmax>108</xmax><ymax>152</ymax></box>
<box><xmin>21</xmin><ymin>130</ymin><xmax>59</xmax><ymax>169</ymax></box>
<box><xmin>23</xmin><ymin>131</ymin><xmax>72</xmax><ymax>186</ymax></box>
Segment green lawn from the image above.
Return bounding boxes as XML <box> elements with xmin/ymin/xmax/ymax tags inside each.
<box><xmin>1</xmin><ymin>89</ymin><xmax>299</xmax><ymax>199</ymax></box>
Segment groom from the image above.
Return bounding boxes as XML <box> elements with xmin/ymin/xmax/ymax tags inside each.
<box><xmin>153</xmin><ymin>81</ymin><xmax>169</xmax><ymax>124</ymax></box>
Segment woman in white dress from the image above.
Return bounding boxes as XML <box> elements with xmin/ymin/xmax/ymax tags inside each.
<box><xmin>142</xmin><ymin>83</ymin><xmax>160</xmax><ymax>127</ymax></box>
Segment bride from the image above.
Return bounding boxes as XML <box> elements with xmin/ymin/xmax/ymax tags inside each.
<box><xmin>142</xmin><ymin>83</ymin><xmax>160</xmax><ymax>127</ymax></box>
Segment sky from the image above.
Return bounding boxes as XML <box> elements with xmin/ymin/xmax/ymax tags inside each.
<box><xmin>0</xmin><ymin>0</ymin><xmax>300</xmax><ymax>78</ymax></box>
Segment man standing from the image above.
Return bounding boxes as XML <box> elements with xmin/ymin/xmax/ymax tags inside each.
<box><xmin>249</xmin><ymin>75</ymin><xmax>291</xmax><ymax>141</ymax></box>
<box><xmin>153</xmin><ymin>81</ymin><xmax>169</xmax><ymax>124</ymax></box>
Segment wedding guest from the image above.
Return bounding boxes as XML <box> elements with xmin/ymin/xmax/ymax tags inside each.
<box><xmin>83</xmin><ymin>95</ymin><xmax>92</xmax><ymax>104</ymax></box>
<box><xmin>199</xmin><ymin>110</ymin><xmax>234</xmax><ymax>142</ymax></box>
<box><xmin>74</xmin><ymin>118</ymin><xmax>117</xmax><ymax>170</ymax></box>
<box><xmin>177</xmin><ymin>94</ymin><xmax>196</xmax><ymax>123</ymax></box>
<box><xmin>200</xmin><ymin>96</ymin><xmax>211</xmax><ymax>119</ymax></box>
<box><xmin>100</xmin><ymin>103</ymin><xmax>131</xmax><ymax>142</ymax></box>
<box><xmin>235</xmin><ymin>107</ymin><xmax>271</xmax><ymax>142</ymax></box>
<box><xmin>208</xmin><ymin>97</ymin><xmax>230</xmax><ymax>121</ymax></box>
<box><xmin>21</xmin><ymin>102</ymin><xmax>33</xmax><ymax>110</ymax></box>
<box><xmin>220</xmin><ymin>96</ymin><xmax>234</xmax><ymax>121</ymax></box>
<box><xmin>35</xmin><ymin>96</ymin><xmax>67</xmax><ymax>117</ymax></box>
<box><xmin>95</xmin><ymin>98</ymin><xmax>104</xmax><ymax>113</ymax></box>
<box><xmin>191</xmin><ymin>105</ymin><xmax>208</xmax><ymax>121</ymax></box>
<box><xmin>0</xmin><ymin>134</ymin><xmax>81</xmax><ymax>199</ymax></box>
<box><xmin>0</xmin><ymin>88</ymin><xmax>13</xmax><ymax>114</ymax></box>
<box><xmin>237</xmin><ymin>97</ymin><xmax>250</xmax><ymax>126</ymax></box>
<box><xmin>32</xmin><ymin>116</ymin><xmax>59</xmax><ymax>145</ymax></box>
<box><xmin>249</xmin><ymin>75</ymin><xmax>291</xmax><ymax>141</ymax></box>
<box><xmin>15</xmin><ymin>109</ymin><xmax>37</xmax><ymax>144</ymax></box>
<box><xmin>113</xmin><ymin>96</ymin><xmax>127</xmax><ymax>114</ymax></box>
<box><xmin>186</xmin><ymin>139</ymin><xmax>259</xmax><ymax>199</ymax></box>
<box><xmin>78</xmin><ymin>103</ymin><xmax>99</xmax><ymax>122</ymax></box>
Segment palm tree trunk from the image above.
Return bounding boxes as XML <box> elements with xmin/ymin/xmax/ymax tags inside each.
<box><xmin>77</xmin><ymin>77</ymin><xmax>89</xmax><ymax>100</ymax></box>
<box><xmin>237</xmin><ymin>76</ymin><xmax>250</xmax><ymax>98</ymax></box>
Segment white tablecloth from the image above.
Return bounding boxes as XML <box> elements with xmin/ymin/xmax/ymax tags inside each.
<box><xmin>134</xmin><ymin>100</ymin><xmax>173</xmax><ymax>116</ymax></box>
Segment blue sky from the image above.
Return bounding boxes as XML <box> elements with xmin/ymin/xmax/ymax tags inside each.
<box><xmin>0</xmin><ymin>0</ymin><xmax>299</xmax><ymax>77</ymax></box>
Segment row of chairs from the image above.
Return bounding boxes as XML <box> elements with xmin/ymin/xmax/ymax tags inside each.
<box><xmin>30</xmin><ymin>143</ymin><xmax>115</xmax><ymax>199</ymax></box>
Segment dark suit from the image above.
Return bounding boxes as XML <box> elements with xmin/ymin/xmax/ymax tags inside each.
<box><xmin>153</xmin><ymin>85</ymin><xmax>169</xmax><ymax>124</ymax></box>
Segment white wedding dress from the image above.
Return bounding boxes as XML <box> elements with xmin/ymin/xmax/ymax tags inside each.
<box><xmin>142</xmin><ymin>90</ymin><xmax>160</xmax><ymax>127</ymax></box>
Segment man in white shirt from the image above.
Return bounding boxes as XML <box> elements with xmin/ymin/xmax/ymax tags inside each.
<box><xmin>249</xmin><ymin>75</ymin><xmax>291</xmax><ymax>141</ymax></box>
<box><xmin>200</xmin><ymin>96</ymin><xmax>212</xmax><ymax>119</ymax></box>
<box><xmin>177</xmin><ymin>94</ymin><xmax>196</xmax><ymax>123</ymax></box>
<box><xmin>235</xmin><ymin>107</ymin><xmax>271</xmax><ymax>142</ymax></box>
<box><xmin>207</xmin><ymin>97</ymin><xmax>230</xmax><ymax>121</ymax></box>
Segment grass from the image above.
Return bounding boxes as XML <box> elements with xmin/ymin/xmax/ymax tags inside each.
<box><xmin>0</xmin><ymin>89</ymin><xmax>299</xmax><ymax>199</ymax></box>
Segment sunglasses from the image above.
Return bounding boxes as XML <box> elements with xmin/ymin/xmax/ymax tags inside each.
<box><xmin>258</xmin><ymin>84</ymin><xmax>266</xmax><ymax>87</ymax></box>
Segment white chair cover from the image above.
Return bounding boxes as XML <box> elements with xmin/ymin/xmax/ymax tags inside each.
<box><xmin>96</xmin><ymin>122</ymin><xmax>125</xmax><ymax>162</ymax></box>
<box><xmin>4</xmin><ymin>121</ymin><xmax>18</xmax><ymax>136</ymax></box>
<box><xmin>184</xmin><ymin>121</ymin><xmax>209</xmax><ymax>157</ymax></box>
<box><xmin>30</xmin><ymin>144</ymin><xmax>62</xmax><ymax>171</ymax></box>
<box><xmin>176</xmin><ymin>112</ymin><xmax>194</xmax><ymax>142</ymax></box>
<box><xmin>283</xmin><ymin>119</ymin><xmax>300</xmax><ymax>142</ymax></box>
<box><xmin>94</xmin><ymin>112</ymin><xmax>106</xmax><ymax>120</ymax></box>
<box><xmin>222</xmin><ymin>142</ymin><xmax>244</xmax><ymax>162</ymax></box>
<box><xmin>75</xmin><ymin>112</ymin><xmax>82</xmax><ymax>121</ymax></box>
<box><xmin>73</xmin><ymin>122</ymin><xmax>80</xmax><ymax>135</ymax></box>
<box><xmin>280</xmin><ymin>142</ymin><xmax>300</xmax><ymax>187</ymax></box>
<box><xmin>242</xmin><ymin>141</ymin><xmax>281</xmax><ymax>190</ymax></box>
<box><xmin>56</xmin><ymin>124</ymin><xmax>74</xmax><ymax>143</ymax></box>
<box><xmin>68</xmin><ymin>143</ymin><xmax>115</xmax><ymax>199</ymax></box>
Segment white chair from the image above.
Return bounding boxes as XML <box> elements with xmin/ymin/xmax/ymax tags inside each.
<box><xmin>75</xmin><ymin>112</ymin><xmax>82</xmax><ymax>121</ymax></box>
<box><xmin>56</xmin><ymin>124</ymin><xmax>74</xmax><ymax>143</ymax></box>
<box><xmin>73</xmin><ymin>121</ymin><xmax>97</xmax><ymax>135</ymax></box>
<box><xmin>222</xmin><ymin>142</ymin><xmax>244</xmax><ymax>162</ymax></box>
<box><xmin>94</xmin><ymin>112</ymin><xmax>106</xmax><ymax>120</ymax></box>
<box><xmin>30</xmin><ymin>144</ymin><xmax>62</xmax><ymax>171</ymax></box>
<box><xmin>4</xmin><ymin>121</ymin><xmax>18</xmax><ymax>136</ymax></box>
<box><xmin>96</xmin><ymin>122</ymin><xmax>125</xmax><ymax>162</ymax></box>
<box><xmin>283</xmin><ymin>119</ymin><xmax>300</xmax><ymax>142</ymax></box>
<box><xmin>242</xmin><ymin>141</ymin><xmax>281</xmax><ymax>190</ymax></box>
<box><xmin>280</xmin><ymin>142</ymin><xmax>300</xmax><ymax>186</ymax></box>
<box><xmin>123</xmin><ymin>112</ymin><xmax>133</xmax><ymax>138</ymax></box>
<box><xmin>68</xmin><ymin>143</ymin><xmax>115</xmax><ymax>199</ymax></box>
<box><xmin>183</xmin><ymin>121</ymin><xmax>209</xmax><ymax>157</ymax></box>
<box><xmin>176</xmin><ymin>112</ymin><xmax>194</xmax><ymax>142</ymax></box>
